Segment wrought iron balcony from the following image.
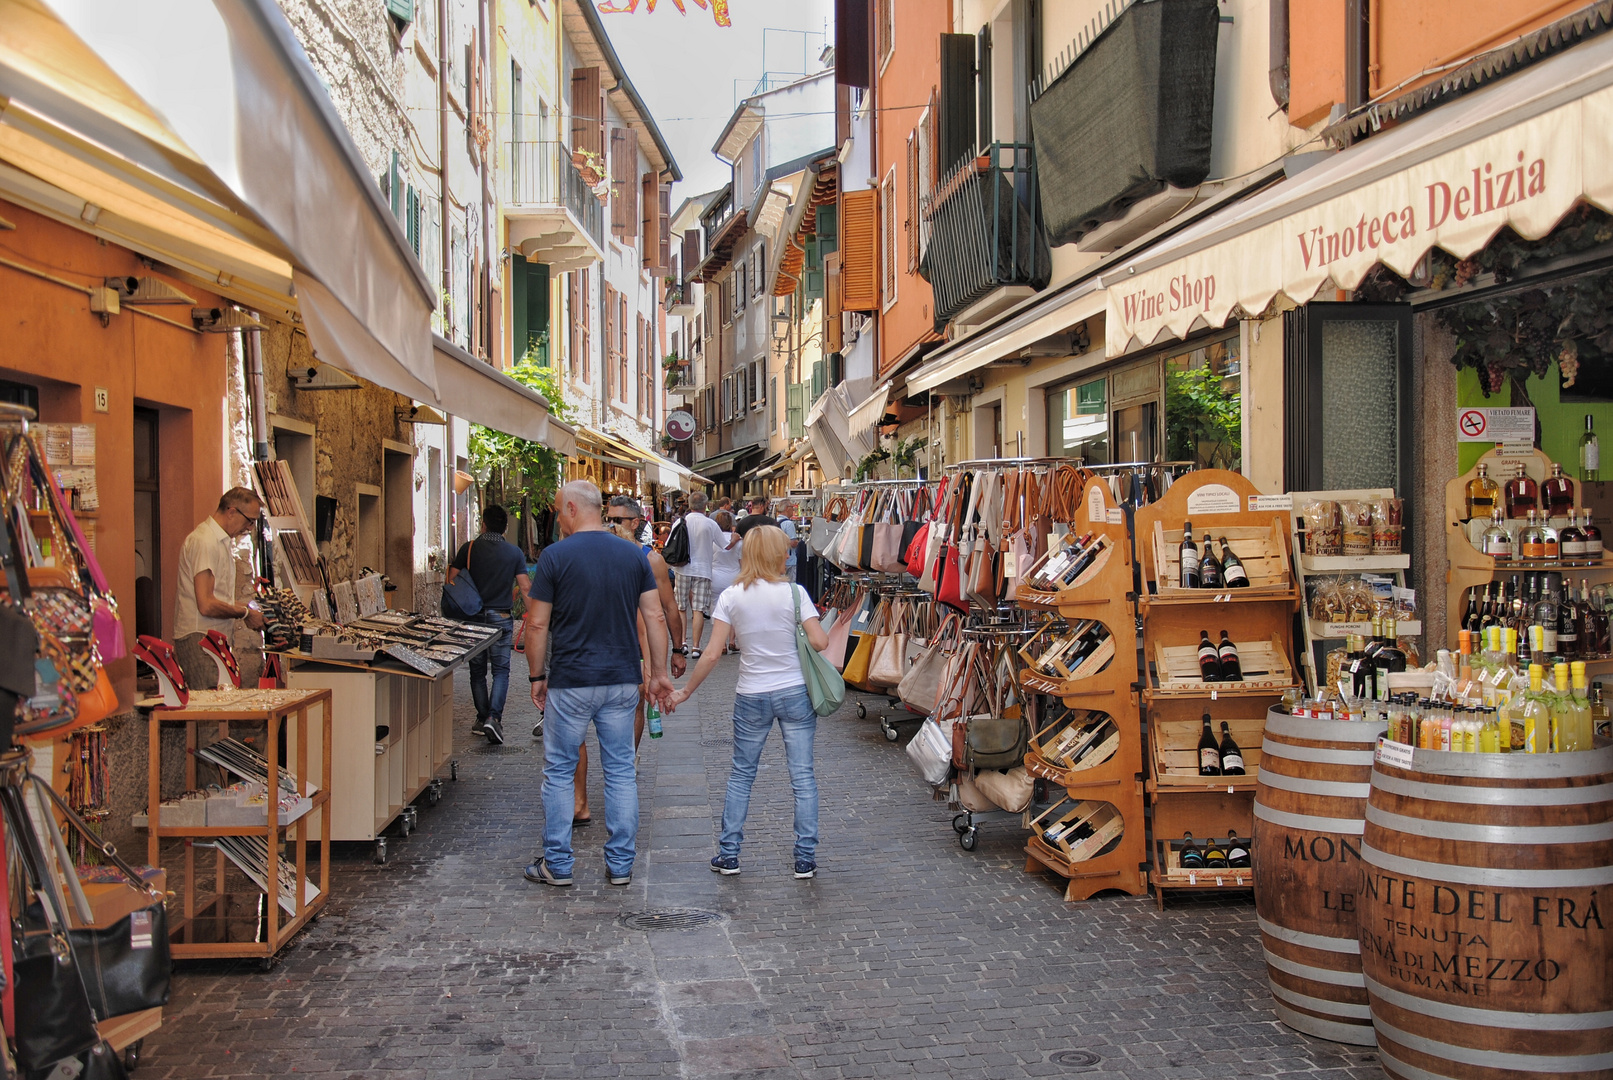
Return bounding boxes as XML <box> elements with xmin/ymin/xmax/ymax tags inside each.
<box><xmin>921</xmin><ymin>143</ymin><xmax>1052</xmax><ymax>327</ymax></box>
<box><xmin>504</xmin><ymin>140</ymin><xmax>605</xmax><ymax>265</ymax></box>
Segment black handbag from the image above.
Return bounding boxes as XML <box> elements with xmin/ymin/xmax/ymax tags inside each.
<box><xmin>29</xmin><ymin>774</ymin><xmax>172</xmax><ymax>1021</ymax></box>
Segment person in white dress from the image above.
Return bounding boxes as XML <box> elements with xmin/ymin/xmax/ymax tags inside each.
<box><xmin>709</xmin><ymin>511</ymin><xmax>743</xmax><ymax>654</ymax></box>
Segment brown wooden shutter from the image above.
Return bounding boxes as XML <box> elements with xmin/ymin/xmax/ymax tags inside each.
<box><xmin>879</xmin><ymin>171</ymin><xmax>897</xmax><ymax>307</ymax></box>
<box><xmin>603</xmin><ymin>283</ymin><xmax>615</xmax><ymax>397</ymax></box>
<box><xmin>682</xmin><ymin>229</ymin><xmax>701</xmax><ymax>280</ymax></box>
<box><xmin>839</xmin><ymin>188</ymin><xmax>878</xmax><ymax>313</ymax></box>
<box><xmin>905</xmin><ymin>131</ymin><xmax>918</xmax><ymax>272</ymax></box>
<box><xmin>824</xmin><ymin>251</ymin><xmax>844</xmax><ymax>352</ymax></box>
<box><xmin>618</xmin><ymin>291</ymin><xmax>629</xmax><ymax>395</ymax></box>
<box><xmin>569</xmin><ymin>270</ymin><xmax>581</xmax><ymax>376</ymax></box>
<box><xmin>578</xmin><ymin>269</ymin><xmax>591</xmax><ymax>381</ymax></box>
<box><xmin>640</xmin><ymin>175</ymin><xmax>656</xmax><ymax>269</ymax></box>
<box><xmin>610</xmin><ymin>130</ymin><xmax>630</xmax><ymax>236</ymax></box>
<box><xmin>939</xmin><ymin>33</ymin><xmax>977</xmax><ymax>175</ymax></box>
<box><xmin>570</xmin><ymin>67</ymin><xmax>602</xmax><ymax>156</ymax></box>
<box><xmin>658</xmin><ymin>184</ymin><xmax>672</xmax><ymax>271</ymax></box>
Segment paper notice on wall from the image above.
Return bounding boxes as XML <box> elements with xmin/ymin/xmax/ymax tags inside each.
<box><xmin>42</xmin><ymin>425</ymin><xmax>72</xmax><ymax>465</ymax></box>
<box><xmin>71</xmin><ymin>425</ymin><xmax>95</xmax><ymax>465</ymax></box>
<box><xmin>1457</xmin><ymin>406</ymin><xmax>1533</xmax><ymax>443</ymax></box>
<box><xmin>1185</xmin><ymin>484</ymin><xmax>1240</xmax><ymax>516</ymax></box>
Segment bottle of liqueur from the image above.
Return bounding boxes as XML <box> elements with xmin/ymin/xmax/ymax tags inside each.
<box><xmin>1480</xmin><ymin>506</ymin><xmax>1513</xmax><ymax>558</ymax></box>
<box><xmin>1466</xmin><ymin>462</ymin><xmax>1501</xmax><ymax>519</ymax></box>
<box><xmin>1218</xmin><ymin>721</ymin><xmax>1246</xmax><ymax>775</ymax></box>
<box><xmin>1373</xmin><ymin>619</ymin><xmax>1407</xmax><ymax>700</ymax></box>
<box><xmin>1219</xmin><ymin>538</ymin><xmax>1249</xmax><ymax>587</ymax></box>
<box><xmin>1582</xmin><ymin>510</ymin><xmax>1603</xmax><ymax>557</ymax></box>
<box><xmin>1542</xmin><ymin>513</ymin><xmax>1561</xmax><ymax>560</ymax></box>
<box><xmin>1505</xmin><ymin>463</ymin><xmax>1539</xmax><ymax>519</ymax></box>
<box><xmin>1204</xmin><ymin>837</ymin><xmax>1230</xmax><ymax>870</ymax></box>
<box><xmin>1055</xmin><ymin>535</ymin><xmax>1109</xmax><ymax>587</ymax></box>
<box><xmin>1463</xmin><ymin>588</ymin><xmax>1480</xmax><ymax>634</ymax></box>
<box><xmin>1581</xmin><ymin>414</ymin><xmax>1600</xmax><ymax>482</ymax></box>
<box><xmin>1199</xmin><ymin>539</ymin><xmax>1223</xmax><ymax>589</ymax></box>
<box><xmin>1217</xmin><ymin>631</ymin><xmax>1242</xmax><ymax>681</ymax></box>
<box><xmin>1027</xmin><ymin>533</ymin><xmax>1094</xmax><ymax>590</ymax></box>
<box><xmin>1560</xmin><ymin>512</ymin><xmax>1587</xmax><ymax>560</ymax></box>
<box><xmin>1197</xmin><ymin>714</ymin><xmax>1222</xmax><ymax>775</ymax></box>
<box><xmin>1179</xmin><ymin>833</ymin><xmax>1206</xmax><ymax>869</ymax></box>
<box><xmin>1543</xmin><ymin>462</ymin><xmax>1576</xmax><ymax>519</ymax></box>
<box><xmin>1534</xmin><ymin>577</ymin><xmax>1560</xmax><ymax>655</ymax></box>
<box><xmin>1226</xmin><ymin>830</ymin><xmax>1251</xmax><ymax>869</ymax></box>
<box><xmin>1197</xmin><ymin>632</ymin><xmax>1222</xmax><ymax>682</ymax></box>
<box><xmin>1519</xmin><ymin>510</ymin><xmax>1546</xmax><ymax>559</ymax></box>
<box><xmin>1179</xmin><ymin>520</ymin><xmax>1201</xmax><ymax>588</ymax></box>
<box><xmin>1559</xmin><ymin>582</ymin><xmax>1581</xmax><ymax>660</ymax></box>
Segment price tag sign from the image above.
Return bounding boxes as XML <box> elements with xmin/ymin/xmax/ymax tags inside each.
<box><xmin>1188</xmin><ymin>871</ymin><xmax>1197</xmax><ymax>885</ymax></box>
<box><xmin>1376</xmin><ymin>738</ymin><xmax>1416</xmax><ymax>770</ymax></box>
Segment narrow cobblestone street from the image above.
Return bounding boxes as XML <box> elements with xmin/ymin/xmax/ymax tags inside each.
<box><xmin>141</xmin><ymin>659</ymin><xmax>1384</xmax><ymax>1080</ymax></box>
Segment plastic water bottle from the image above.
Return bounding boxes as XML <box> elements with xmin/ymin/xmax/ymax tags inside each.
<box><xmin>647</xmin><ymin>701</ymin><xmax>663</xmax><ymax>739</ymax></box>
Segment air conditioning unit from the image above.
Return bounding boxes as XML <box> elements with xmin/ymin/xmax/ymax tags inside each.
<box><xmin>289</xmin><ymin>363</ymin><xmax>361</xmax><ymax>391</ymax></box>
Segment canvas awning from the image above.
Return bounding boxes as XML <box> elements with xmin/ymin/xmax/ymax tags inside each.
<box><xmin>1103</xmin><ymin>30</ymin><xmax>1613</xmax><ymax>355</ymax></box>
<box><xmin>907</xmin><ymin>280</ymin><xmax>1107</xmax><ymax>393</ymax></box>
<box><xmin>694</xmin><ymin>443</ymin><xmax>762</xmax><ymax>478</ymax></box>
<box><xmin>0</xmin><ymin>0</ymin><xmax>437</xmax><ymax>399</ymax></box>
<box><xmin>432</xmin><ymin>336</ymin><xmax>574</xmax><ymax>455</ymax></box>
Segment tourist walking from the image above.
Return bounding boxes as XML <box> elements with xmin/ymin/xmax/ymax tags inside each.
<box><xmin>524</xmin><ymin>481</ymin><xmax>674</xmax><ymax>887</ymax></box>
<box><xmin>671</xmin><ymin>525</ymin><xmax>829</xmax><ymax>879</ymax></box>
<box><xmin>709</xmin><ymin>511</ymin><xmax>742</xmax><ymax>655</ymax></box>
<box><xmin>675</xmin><ymin>491</ymin><xmax>721</xmax><ymax>658</ymax></box>
<box><xmin>446</xmin><ymin>504</ymin><xmax>531</xmax><ymax>746</ymax></box>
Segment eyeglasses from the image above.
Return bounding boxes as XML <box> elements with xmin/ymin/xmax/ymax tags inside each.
<box><xmin>607</xmin><ymin>516</ymin><xmax>638</xmax><ymax>525</ymax></box>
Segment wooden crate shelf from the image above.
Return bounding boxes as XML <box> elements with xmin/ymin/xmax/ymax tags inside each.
<box><xmin>1148</xmin><ymin>838</ymin><xmax>1253</xmax><ymax>906</ymax></box>
<box><xmin>1149</xmin><ymin>635</ymin><xmax>1298</xmax><ymax>696</ymax></box>
<box><xmin>1147</xmin><ymin>712</ymin><xmax>1265</xmax><ymax>794</ymax></box>
<box><xmin>1148</xmin><ymin>518</ymin><xmax>1297</xmax><ymax>601</ymax></box>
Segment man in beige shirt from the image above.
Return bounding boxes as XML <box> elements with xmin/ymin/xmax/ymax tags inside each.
<box><xmin>174</xmin><ymin>487</ymin><xmax>265</xmax><ymax>689</ymax></box>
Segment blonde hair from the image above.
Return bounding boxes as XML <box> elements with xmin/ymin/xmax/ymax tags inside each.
<box><xmin>735</xmin><ymin>525</ymin><xmax>789</xmax><ymax>588</ymax></box>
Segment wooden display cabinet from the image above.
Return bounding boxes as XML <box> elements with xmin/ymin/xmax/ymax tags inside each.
<box><xmin>1017</xmin><ymin>480</ymin><xmax>1147</xmax><ymax>902</ymax></box>
<box><xmin>1136</xmin><ymin>469</ymin><xmax>1298</xmax><ymax>907</ymax></box>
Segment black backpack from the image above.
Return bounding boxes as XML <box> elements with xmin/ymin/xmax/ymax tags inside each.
<box><xmin>662</xmin><ymin>517</ymin><xmax>691</xmax><ymax>567</ymax></box>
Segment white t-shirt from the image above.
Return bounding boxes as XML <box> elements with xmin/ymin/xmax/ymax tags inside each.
<box><xmin>174</xmin><ymin>516</ymin><xmax>238</xmax><ymax>637</ymax></box>
<box><xmin>682</xmin><ymin>510</ymin><xmax>722</xmax><ymax>579</ymax></box>
<box><xmin>711</xmin><ymin>580</ymin><xmax>819</xmax><ymax>695</ymax></box>
<box><xmin>711</xmin><ymin>531</ymin><xmax>743</xmax><ymax>590</ymax></box>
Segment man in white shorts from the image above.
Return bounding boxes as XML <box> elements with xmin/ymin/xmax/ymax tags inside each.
<box><xmin>674</xmin><ymin>492</ymin><xmax>722</xmax><ymax>658</ymax></box>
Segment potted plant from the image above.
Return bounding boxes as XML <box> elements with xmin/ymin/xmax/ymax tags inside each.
<box><xmin>571</xmin><ymin>147</ymin><xmax>606</xmax><ymax>186</ymax></box>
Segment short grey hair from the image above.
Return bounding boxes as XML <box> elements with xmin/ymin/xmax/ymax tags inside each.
<box><xmin>559</xmin><ymin>479</ymin><xmax>603</xmax><ymax>511</ymax></box>
<box><xmin>608</xmin><ymin>495</ymin><xmax>643</xmax><ymax>518</ymax></box>
<box><xmin>688</xmin><ymin>492</ymin><xmax>708</xmax><ymax>512</ymax></box>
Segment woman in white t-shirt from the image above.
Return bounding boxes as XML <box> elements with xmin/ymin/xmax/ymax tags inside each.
<box><xmin>709</xmin><ymin>511</ymin><xmax>743</xmax><ymax>654</ymax></box>
<box><xmin>671</xmin><ymin>525</ymin><xmax>830</xmax><ymax>879</ymax></box>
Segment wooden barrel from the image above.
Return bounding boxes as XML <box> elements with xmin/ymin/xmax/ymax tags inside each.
<box><xmin>1252</xmin><ymin>708</ymin><xmax>1379</xmax><ymax>1045</ymax></box>
<box><xmin>1361</xmin><ymin>741</ymin><xmax>1613</xmax><ymax>1080</ymax></box>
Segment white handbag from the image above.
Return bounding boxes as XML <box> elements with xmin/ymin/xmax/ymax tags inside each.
<box><xmin>905</xmin><ymin>716</ymin><xmax>954</xmax><ymax>787</ymax></box>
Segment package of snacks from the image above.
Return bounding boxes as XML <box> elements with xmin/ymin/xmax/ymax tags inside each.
<box><xmin>1302</xmin><ymin>500</ymin><xmax>1342</xmax><ymax>555</ymax></box>
<box><xmin>1341</xmin><ymin>578</ymin><xmax>1375</xmax><ymax>622</ymax></box>
<box><xmin>1371</xmin><ymin>497</ymin><xmax>1403</xmax><ymax>554</ymax></box>
<box><xmin>1338</xmin><ymin>500</ymin><xmax>1373</xmax><ymax>555</ymax></box>
<box><xmin>1309</xmin><ymin>579</ymin><xmax>1346</xmax><ymax>622</ymax></box>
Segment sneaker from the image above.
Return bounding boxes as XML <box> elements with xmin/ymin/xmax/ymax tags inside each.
<box><xmin>690</xmin><ymin>648</ymin><xmax>702</xmax><ymax>661</ymax></box>
<box><xmin>471</xmin><ymin>717</ymin><xmax>488</xmax><ymax>734</ymax></box>
<box><xmin>532</xmin><ymin>714</ymin><xmax>544</xmax><ymax>738</ymax></box>
<box><xmin>607</xmin><ymin>867</ymin><xmax>632</xmax><ymax>886</ymax></box>
<box><xmin>484</xmin><ymin>717</ymin><xmax>505</xmax><ymax>745</ymax></box>
<box><xmin>524</xmin><ymin>859</ymin><xmax>571</xmax><ymax>886</ymax></box>
<box><xmin>709</xmin><ymin>855</ymin><xmax>741</xmax><ymax>876</ymax></box>
<box><xmin>793</xmin><ymin>859</ymin><xmax>816</xmax><ymax>879</ymax></box>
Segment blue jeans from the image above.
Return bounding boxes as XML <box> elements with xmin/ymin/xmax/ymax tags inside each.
<box><xmin>542</xmin><ymin>683</ymin><xmax>640</xmax><ymax>876</ymax></box>
<box><xmin>468</xmin><ymin>610</ymin><xmax>514</xmax><ymax>720</ymax></box>
<box><xmin>720</xmin><ymin>685</ymin><xmax>819</xmax><ymax>862</ymax></box>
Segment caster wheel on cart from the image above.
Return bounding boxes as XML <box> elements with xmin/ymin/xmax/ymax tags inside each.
<box><xmin>883</xmin><ymin>723</ymin><xmax>899</xmax><ymax>742</ymax></box>
<box><xmin>856</xmin><ymin>701</ymin><xmax>867</xmax><ymax>719</ymax></box>
<box><xmin>259</xmin><ymin>954</ymin><xmax>278</xmax><ymax>973</ymax></box>
<box><xmin>449</xmin><ymin>759</ymin><xmax>459</xmax><ymax>781</ymax></box>
<box><xmin>374</xmin><ymin>837</ymin><xmax>388</xmax><ymax>864</ymax></box>
<box><xmin>122</xmin><ymin>1039</ymin><xmax>143</xmax><ymax>1071</ymax></box>
<box><xmin>960</xmin><ymin>827</ymin><xmax>978</xmax><ymax>851</ymax></box>
<box><xmin>952</xmin><ymin>814</ymin><xmax>969</xmax><ymax>834</ymax></box>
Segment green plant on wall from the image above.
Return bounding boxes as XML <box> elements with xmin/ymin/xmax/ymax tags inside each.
<box><xmin>1165</xmin><ymin>365</ymin><xmax>1241</xmax><ymax>469</ymax></box>
<box><xmin>854</xmin><ymin>446</ymin><xmax>891</xmax><ymax>481</ymax></box>
<box><xmin>892</xmin><ymin>435</ymin><xmax>928</xmax><ymax>477</ymax></box>
<box><xmin>468</xmin><ymin>354</ymin><xmax>575</xmax><ymax>524</ymax></box>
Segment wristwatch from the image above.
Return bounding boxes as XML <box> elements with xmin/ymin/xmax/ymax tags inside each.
<box><xmin>528</xmin><ymin>674</ymin><xmax>547</xmax><ymax>682</ymax></box>
<box><xmin>670</xmin><ymin>645</ymin><xmax>686</xmax><ymax>656</ymax></box>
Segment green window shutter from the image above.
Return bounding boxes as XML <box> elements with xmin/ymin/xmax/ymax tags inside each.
<box><xmin>526</xmin><ymin>262</ymin><xmax>550</xmax><ymax>365</ymax></box>
<box><xmin>387</xmin><ymin>150</ymin><xmax>401</xmax><ymax>219</ymax></box>
<box><xmin>811</xmin><ymin>360</ymin><xmax>825</xmax><ymax>402</ymax></box>
<box><xmin>406</xmin><ymin>185</ymin><xmax>421</xmax><ymax>257</ymax></box>
<box><xmin>512</xmin><ymin>258</ymin><xmax>528</xmax><ymax>366</ymax></box>
<box><xmin>386</xmin><ymin>0</ymin><xmax>414</xmax><ymax>24</ymax></box>
<box><xmin>787</xmin><ymin>382</ymin><xmax>805</xmax><ymax>439</ymax></box>
<box><xmin>815</xmin><ymin>203</ymin><xmax>838</xmax><ymax>253</ymax></box>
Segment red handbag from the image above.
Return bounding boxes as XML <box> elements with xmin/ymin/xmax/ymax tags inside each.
<box><xmin>936</xmin><ymin>543</ymin><xmax>966</xmax><ymax>611</ymax></box>
<box><xmin>904</xmin><ymin>522</ymin><xmax>931</xmax><ymax>576</ymax></box>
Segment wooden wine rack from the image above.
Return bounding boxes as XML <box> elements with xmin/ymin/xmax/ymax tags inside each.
<box><xmin>1135</xmin><ymin>469</ymin><xmax>1299</xmax><ymax>909</ymax></box>
<box><xmin>1016</xmin><ymin>479</ymin><xmax>1147</xmax><ymax>902</ymax></box>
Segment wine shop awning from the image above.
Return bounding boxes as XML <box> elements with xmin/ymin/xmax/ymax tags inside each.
<box><xmin>1102</xmin><ymin>30</ymin><xmax>1613</xmax><ymax>355</ymax></box>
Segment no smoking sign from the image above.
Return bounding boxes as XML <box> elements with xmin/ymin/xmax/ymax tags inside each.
<box><xmin>1457</xmin><ymin>406</ymin><xmax>1533</xmax><ymax>444</ymax></box>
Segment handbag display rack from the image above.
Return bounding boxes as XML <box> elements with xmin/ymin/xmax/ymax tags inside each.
<box><xmin>815</xmin><ymin>572</ymin><xmax>940</xmax><ymax>730</ymax></box>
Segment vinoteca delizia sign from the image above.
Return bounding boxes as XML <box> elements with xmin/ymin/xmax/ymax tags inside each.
<box><xmin>1105</xmin><ymin>87</ymin><xmax>1595</xmax><ymax>355</ymax></box>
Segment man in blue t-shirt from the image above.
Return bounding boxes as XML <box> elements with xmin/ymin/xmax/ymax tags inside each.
<box><xmin>523</xmin><ymin>480</ymin><xmax>674</xmax><ymax>888</ymax></box>
<box><xmin>447</xmin><ymin>504</ymin><xmax>531</xmax><ymax>745</ymax></box>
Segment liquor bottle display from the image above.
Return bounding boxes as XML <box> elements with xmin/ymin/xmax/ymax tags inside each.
<box><xmin>1024</xmin><ymin>532</ymin><xmax>1107</xmax><ymax>591</ymax></box>
<box><xmin>1197</xmin><ymin>714</ymin><xmax>1222</xmax><ymax>774</ymax></box>
<box><xmin>1179</xmin><ymin>520</ymin><xmax>1201</xmax><ymax>588</ymax></box>
<box><xmin>1542</xmin><ymin>462</ymin><xmax>1576</xmax><ymax>518</ymax></box>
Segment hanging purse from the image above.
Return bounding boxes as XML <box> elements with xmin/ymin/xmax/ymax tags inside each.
<box><xmin>897</xmin><ymin>612</ymin><xmax>957</xmax><ymax>715</ymax></box>
<box><xmin>871</xmin><ymin>490</ymin><xmax>907</xmax><ymax>573</ymax></box>
<box><xmin>38</xmin><ymin>459</ymin><xmax>124</xmax><ymax>661</ymax></box>
<box><xmin>904</xmin><ymin>715</ymin><xmax>954</xmax><ymax>786</ymax></box>
<box><xmin>867</xmin><ymin>600</ymin><xmax>909</xmax><ymax>687</ymax></box>
<box><xmin>794</xmin><ymin>587</ymin><xmax>846</xmax><ymax>716</ymax></box>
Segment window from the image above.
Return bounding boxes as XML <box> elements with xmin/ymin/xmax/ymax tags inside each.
<box><xmin>748</xmin><ymin>136</ymin><xmax>763</xmax><ymax>196</ymax></box>
<box><xmin>839</xmin><ymin>189</ymin><xmax>878</xmax><ymax>313</ymax></box>
<box><xmin>736</xmin><ymin>263</ymin><xmax>748</xmax><ymax>314</ymax></box>
<box><xmin>610</xmin><ymin>129</ymin><xmax>636</xmax><ymax>240</ymax></box>
<box><xmin>905</xmin><ymin>131</ymin><xmax>918</xmax><ymax>273</ymax></box>
<box><xmin>721</xmin><ymin>373</ymin><xmax>734</xmax><ymax>421</ymax></box>
<box><xmin>770</xmin><ymin>376</ymin><xmax>777</xmax><ymax>429</ymax></box>
<box><xmin>1047</xmin><ymin>376</ymin><xmax>1110</xmax><ymax>465</ymax></box>
<box><xmin>749</xmin><ymin>360</ymin><xmax>763</xmax><ymax>411</ymax></box>
<box><xmin>879</xmin><ymin>168</ymin><xmax>897</xmax><ymax>310</ymax></box>
<box><xmin>570</xmin><ymin>66</ymin><xmax>604</xmax><ymax>157</ymax></box>
<box><xmin>752</xmin><ymin>242</ymin><xmax>765</xmax><ymax>298</ymax></box>
<box><xmin>1165</xmin><ymin>335</ymin><xmax>1242</xmax><ymax>470</ymax></box>
<box><xmin>877</xmin><ymin>0</ymin><xmax>894</xmax><ymax>72</ymax></box>
<box><xmin>692</xmin><ymin>313</ymin><xmax>703</xmax><ymax>357</ymax></box>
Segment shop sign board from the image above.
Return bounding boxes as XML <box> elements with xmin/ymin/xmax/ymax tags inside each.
<box><xmin>666</xmin><ymin>410</ymin><xmax>696</xmax><ymax>441</ymax></box>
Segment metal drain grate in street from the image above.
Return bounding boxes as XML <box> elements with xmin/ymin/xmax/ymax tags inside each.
<box><xmin>620</xmin><ymin>909</ymin><xmax>723</xmax><ymax>931</ymax></box>
<box><xmin>1050</xmin><ymin>1050</ymin><xmax>1100</xmax><ymax>1069</ymax></box>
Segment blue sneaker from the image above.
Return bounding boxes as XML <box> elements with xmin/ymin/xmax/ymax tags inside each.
<box><xmin>710</xmin><ymin>855</ymin><xmax>741</xmax><ymax>876</ymax></box>
<box><xmin>793</xmin><ymin>859</ymin><xmax>816</xmax><ymax>879</ymax></box>
<box><xmin>524</xmin><ymin>859</ymin><xmax>571</xmax><ymax>886</ymax></box>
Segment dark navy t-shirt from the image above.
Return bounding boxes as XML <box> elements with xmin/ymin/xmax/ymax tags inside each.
<box><xmin>529</xmin><ymin>530</ymin><xmax>657</xmax><ymax>689</ymax></box>
<box><xmin>450</xmin><ymin>533</ymin><xmax>528</xmax><ymax>611</ymax></box>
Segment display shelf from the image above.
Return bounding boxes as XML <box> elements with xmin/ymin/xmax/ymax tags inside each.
<box><xmin>1134</xmin><ymin>470</ymin><xmax>1297</xmax><ymax>907</ymax></box>
<box><xmin>1148</xmin><ymin>518</ymin><xmax>1297</xmax><ymax>601</ymax></box>
<box><xmin>1298</xmin><ymin>553</ymin><xmax>1410</xmax><ymax>572</ymax></box>
<box><xmin>1307</xmin><ymin>619</ymin><xmax>1422</xmax><ymax>640</ymax></box>
<box><xmin>140</xmin><ymin>688</ymin><xmax>331</xmax><ymax>961</ymax></box>
<box><xmin>1148</xmin><ymin>837</ymin><xmax>1253</xmax><ymax>910</ymax></box>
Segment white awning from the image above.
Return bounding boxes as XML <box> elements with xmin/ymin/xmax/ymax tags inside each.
<box><xmin>0</xmin><ymin>0</ymin><xmax>437</xmax><ymax>397</ymax></box>
<box><xmin>907</xmin><ymin>280</ymin><xmax>1106</xmax><ymax>393</ymax></box>
<box><xmin>1103</xmin><ymin>32</ymin><xmax>1613</xmax><ymax>354</ymax></box>
<box><xmin>845</xmin><ymin>379</ymin><xmax>894</xmax><ymax>436</ymax></box>
<box><xmin>432</xmin><ymin>336</ymin><xmax>575</xmax><ymax>455</ymax></box>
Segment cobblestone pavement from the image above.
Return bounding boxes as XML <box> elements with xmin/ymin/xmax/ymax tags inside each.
<box><xmin>141</xmin><ymin>655</ymin><xmax>1385</xmax><ymax>1079</ymax></box>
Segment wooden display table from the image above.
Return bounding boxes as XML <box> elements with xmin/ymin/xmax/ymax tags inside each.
<box><xmin>140</xmin><ymin>688</ymin><xmax>331</xmax><ymax>962</ymax></box>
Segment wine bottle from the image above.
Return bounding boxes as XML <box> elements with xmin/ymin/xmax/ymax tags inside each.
<box><xmin>1197</xmin><ymin>713</ymin><xmax>1222</xmax><ymax>774</ymax></box>
<box><xmin>1179</xmin><ymin>521</ymin><xmax>1200</xmax><ymax>588</ymax></box>
<box><xmin>1179</xmin><ymin>832</ymin><xmax>1205</xmax><ymax>869</ymax></box>
<box><xmin>1582</xmin><ymin>414</ymin><xmax>1601</xmax><ymax>482</ymax></box>
<box><xmin>1227</xmin><ymin>830</ymin><xmax>1251</xmax><ymax>868</ymax></box>
<box><xmin>1197</xmin><ymin>632</ymin><xmax>1222</xmax><ymax>682</ymax></box>
<box><xmin>1057</xmin><ymin>536</ymin><xmax>1107</xmax><ymax>586</ymax></box>
<box><xmin>1219</xmin><ymin>538</ymin><xmax>1249</xmax><ymax>587</ymax></box>
<box><xmin>1200</xmin><ymin>540</ymin><xmax>1223</xmax><ymax>588</ymax></box>
<box><xmin>1205</xmin><ymin>837</ymin><xmax>1229</xmax><ymax>869</ymax></box>
<box><xmin>1217</xmin><ymin>631</ymin><xmax>1242</xmax><ymax>681</ymax></box>
<box><xmin>1218</xmin><ymin>721</ymin><xmax>1245</xmax><ymax>774</ymax></box>
<box><xmin>1463</xmin><ymin>588</ymin><xmax>1480</xmax><ymax>633</ymax></box>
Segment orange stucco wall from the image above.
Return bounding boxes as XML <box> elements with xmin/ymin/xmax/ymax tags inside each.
<box><xmin>875</xmin><ymin>0</ymin><xmax>948</xmax><ymax>377</ymax></box>
<box><xmin>0</xmin><ymin>198</ymin><xmax>229</xmax><ymax>711</ymax></box>
<box><xmin>1289</xmin><ymin>0</ymin><xmax>1348</xmax><ymax>128</ymax></box>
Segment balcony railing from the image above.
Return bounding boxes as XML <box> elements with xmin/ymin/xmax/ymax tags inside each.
<box><xmin>920</xmin><ymin>142</ymin><xmax>1052</xmax><ymax>326</ymax></box>
<box><xmin>505</xmin><ymin>140</ymin><xmax>605</xmax><ymax>251</ymax></box>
